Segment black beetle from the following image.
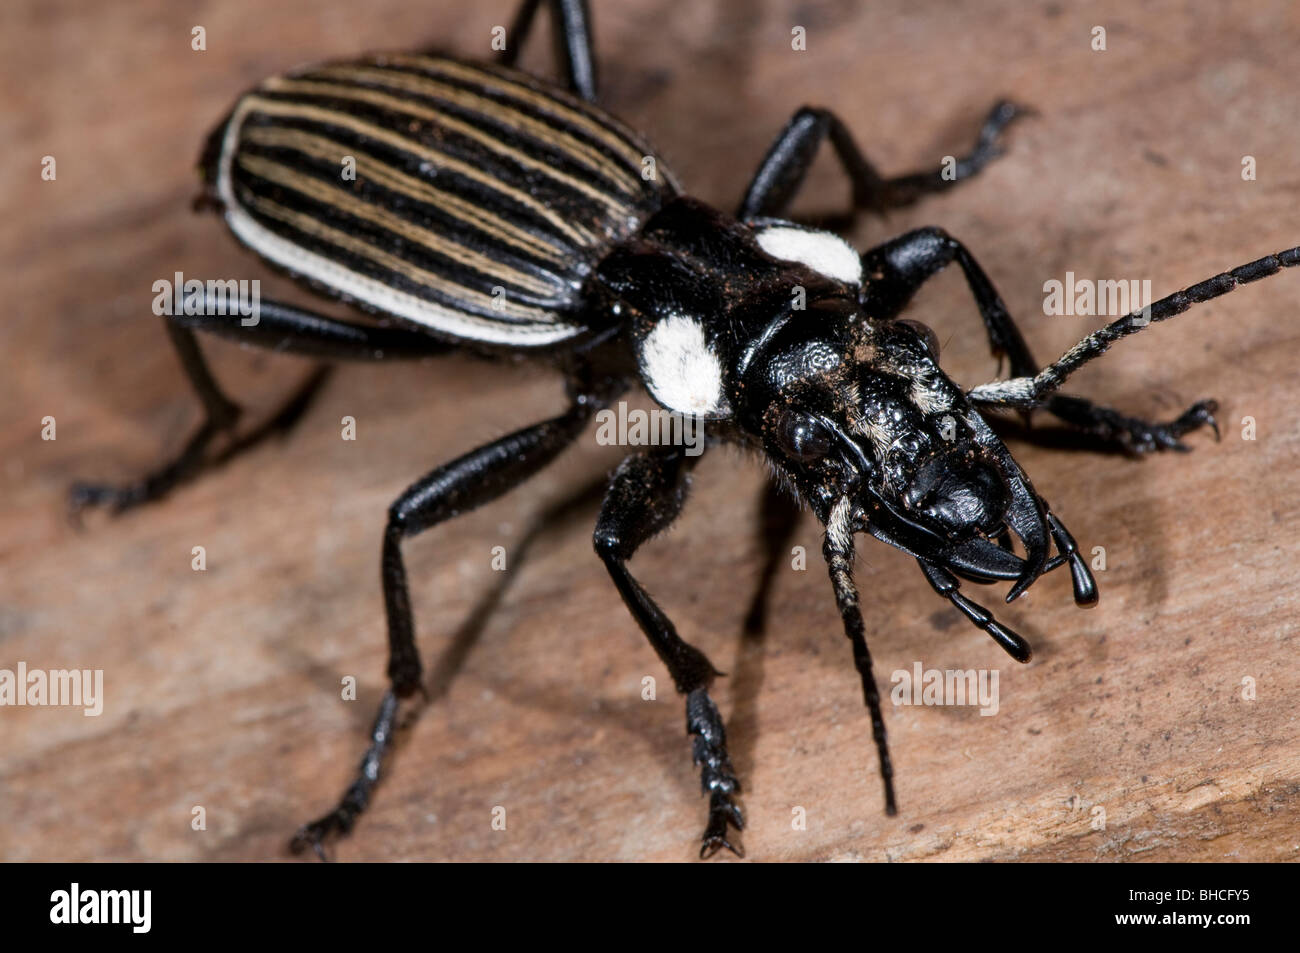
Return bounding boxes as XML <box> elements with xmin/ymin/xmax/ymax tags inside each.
<box><xmin>72</xmin><ymin>0</ymin><xmax>1300</xmax><ymax>858</ymax></box>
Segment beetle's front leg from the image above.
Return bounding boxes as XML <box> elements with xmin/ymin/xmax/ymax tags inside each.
<box><xmin>592</xmin><ymin>447</ymin><xmax>744</xmax><ymax>858</ymax></box>
<box><xmin>986</xmin><ymin>392</ymin><xmax>1220</xmax><ymax>455</ymax></box>
<box><xmin>862</xmin><ymin>228</ymin><xmax>1221</xmax><ymax>454</ymax></box>
<box><xmin>860</xmin><ymin>226</ymin><xmax>1039</xmax><ymax>377</ymax></box>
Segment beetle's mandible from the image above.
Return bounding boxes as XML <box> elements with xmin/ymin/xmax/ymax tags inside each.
<box><xmin>72</xmin><ymin>0</ymin><xmax>1300</xmax><ymax>859</ymax></box>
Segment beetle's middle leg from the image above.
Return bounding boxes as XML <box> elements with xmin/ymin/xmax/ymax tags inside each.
<box><xmin>738</xmin><ymin>101</ymin><xmax>1028</xmax><ymax>221</ymax></box>
<box><xmin>291</xmin><ymin>395</ymin><xmax>599</xmax><ymax>858</ymax></box>
<box><xmin>593</xmin><ymin>447</ymin><xmax>745</xmax><ymax>859</ymax></box>
<box><xmin>861</xmin><ymin>227</ymin><xmax>1221</xmax><ymax>454</ymax></box>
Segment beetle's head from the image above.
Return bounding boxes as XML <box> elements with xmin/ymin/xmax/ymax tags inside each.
<box><xmin>736</xmin><ymin>294</ymin><xmax>1055</xmax><ymax>599</ymax></box>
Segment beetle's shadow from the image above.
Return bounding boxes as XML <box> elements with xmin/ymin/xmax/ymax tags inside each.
<box><xmin>262</xmin><ymin>464</ymin><xmax>612</xmax><ymax>739</ymax></box>
<box><xmin>418</xmin><ymin>472</ymin><xmax>613</xmax><ymax>708</ymax></box>
<box><xmin>603</xmin><ymin>0</ymin><xmax>765</xmax><ymax>202</ymax></box>
<box><xmin>726</xmin><ymin>482</ymin><xmax>804</xmax><ymax>789</ymax></box>
<box><xmin>358</xmin><ymin>471</ymin><xmax>616</xmax><ymax>735</ymax></box>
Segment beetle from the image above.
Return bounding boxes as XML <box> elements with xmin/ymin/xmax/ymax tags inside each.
<box><xmin>71</xmin><ymin>0</ymin><xmax>1300</xmax><ymax>859</ymax></box>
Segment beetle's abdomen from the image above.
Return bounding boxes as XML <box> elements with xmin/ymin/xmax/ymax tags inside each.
<box><xmin>204</xmin><ymin>53</ymin><xmax>677</xmax><ymax>346</ymax></box>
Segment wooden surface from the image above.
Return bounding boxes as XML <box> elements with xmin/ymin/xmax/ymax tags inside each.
<box><xmin>4</xmin><ymin>0</ymin><xmax>1300</xmax><ymax>862</ymax></box>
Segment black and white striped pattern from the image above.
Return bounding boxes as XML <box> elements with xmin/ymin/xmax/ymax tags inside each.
<box><xmin>207</xmin><ymin>53</ymin><xmax>679</xmax><ymax>346</ymax></box>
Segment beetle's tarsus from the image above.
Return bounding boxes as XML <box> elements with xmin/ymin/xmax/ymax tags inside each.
<box><xmin>963</xmin><ymin>99</ymin><xmax>1033</xmax><ymax>167</ymax></box>
<box><xmin>289</xmin><ymin>808</ymin><xmax>356</xmax><ymax>862</ymax></box>
<box><xmin>67</xmin><ymin>415</ymin><xmax>233</xmax><ymax>516</ymax></box>
<box><xmin>69</xmin><ymin>353</ymin><xmax>334</xmax><ymax>517</ymax></box>
<box><xmin>700</xmin><ymin>794</ymin><xmax>746</xmax><ymax>859</ymax></box>
<box><xmin>699</xmin><ymin>787</ymin><xmax>745</xmax><ymax>860</ymax></box>
<box><xmin>290</xmin><ymin>690</ymin><xmax>400</xmax><ymax>861</ymax></box>
<box><xmin>982</xmin><ymin>99</ymin><xmax>1037</xmax><ymax>136</ymax></box>
<box><xmin>687</xmin><ymin>687</ymin><xmax>744</xmax><ymax>860</ymax></box>
<box><xmin>1119</xmin><ymin>398</ymin><xmax>1220</xmax><ymax>454</ymax></box>
<box><xmin>1044</xmin><ymin>395</ymin><xmax>1221</xmax><ymax>455</ymax></box>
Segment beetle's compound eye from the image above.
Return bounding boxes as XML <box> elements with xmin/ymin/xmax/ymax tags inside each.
<box><xmin>773</xmin><ymin>411</ymin><xmax>833</xmax><ymax>464</ymax></box>
<box><xmin>897</xmin><ymin>319</ymin><xmax>940</xmax><ymax>360</ymax></box>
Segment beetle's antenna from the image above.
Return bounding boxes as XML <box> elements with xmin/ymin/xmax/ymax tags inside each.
<box><xmin>968</xmin><ymin>246</ymin><xmax>1300</xmax><ymax>409</ymax></box>
<box><xmin>823</xmin><ymin>497</ymin><xmax>898</xmax><ymax>815</ymax></box>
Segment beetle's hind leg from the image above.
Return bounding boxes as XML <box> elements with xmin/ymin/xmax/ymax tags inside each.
<box><xmin>738</xmin><ymin>101</ymin><xmax>1029</xmax><ymax>222</ymax></box>
<box><xmin>70</xmin><ymin>300</ymin><xmax>453</xmax><ymax>517</ymax></box>
<box><xmin>69</xmin><ymin>321</ymin><xmax>251</xmax><ymax>515</ymax></box>
<box><xmin>594</xmin><ymin>447</ymin><xmax>744</xmax><ymax>859</ymax></box>
<box><xmin>500</xmin><ymin>0</ymin><xmax>598</xmax><ymax>101</ymax></box>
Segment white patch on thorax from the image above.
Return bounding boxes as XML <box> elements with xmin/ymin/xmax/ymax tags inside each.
<box><xmin>639</xmin><ymin>315</ymin><xmax>728</xmax><ymax>416</ymax></box>
<box><xmin>756</xmin><ymin>225</ymin><xmax>863</xmax><ymax>284</ymax></box>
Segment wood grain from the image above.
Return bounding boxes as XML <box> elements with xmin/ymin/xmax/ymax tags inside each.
<box><xmin>3</xmin><ymin>0</ymin><xmax>1299</xmax><ymax>862</ymax></box>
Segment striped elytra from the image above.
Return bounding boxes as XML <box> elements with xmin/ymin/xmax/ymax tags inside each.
<box><xmin>202</xmin><ymin>53</ymin><xmax>680</xmax><ymax>347</ymax></box>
